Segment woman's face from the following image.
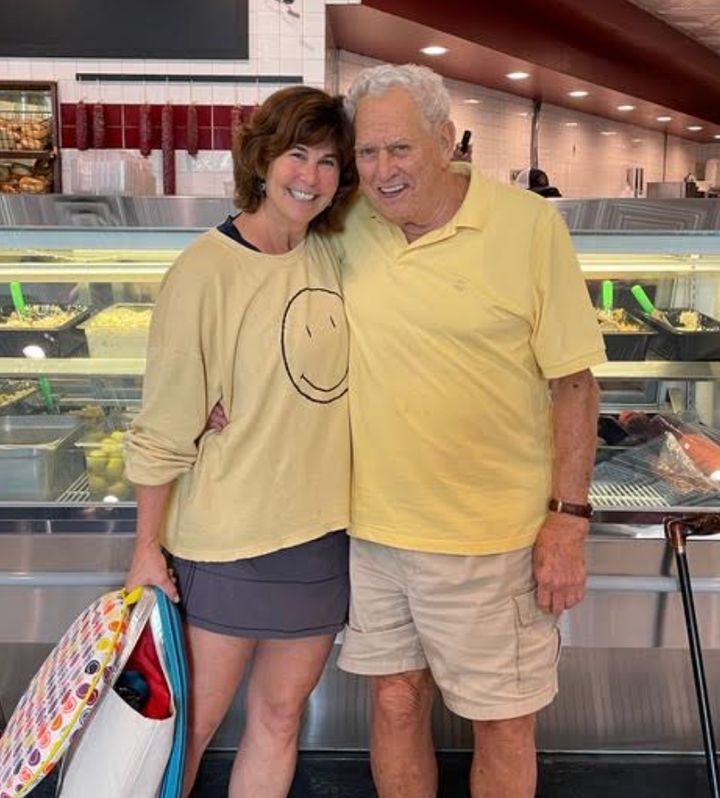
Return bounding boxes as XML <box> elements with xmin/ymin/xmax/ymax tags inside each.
<box><xmin>263</xmin><ymin>139</ymin><xmax>341</xmax><ymax>231</ymax></box>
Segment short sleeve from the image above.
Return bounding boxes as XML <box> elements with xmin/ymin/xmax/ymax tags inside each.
<box><xmin>530</xmin><ymin>206</ymin><xmax>607</xmax><ymax>379</ymax></box>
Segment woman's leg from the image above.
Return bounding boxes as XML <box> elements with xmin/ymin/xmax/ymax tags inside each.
<box><xmin>229</xmin><ymin>634</ymin><xmax>336</xmax><ymax>798</ymax></box>
<box><xmin>182</xmin><ymin>624</ymin><xmax>257</xmax><ymax>798</ymax></box>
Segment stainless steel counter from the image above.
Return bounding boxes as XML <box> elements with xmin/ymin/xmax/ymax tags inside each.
<box><xmin>1</xmin><ymin>514</ymin><xmax>719</xmax><ymax>753</ymax></box>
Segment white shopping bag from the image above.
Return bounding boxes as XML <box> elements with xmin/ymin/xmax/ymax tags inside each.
<box><xmin>57</xmin><ymin>603</ymin><xmax>176</xmax><ymax>798</ymax></box>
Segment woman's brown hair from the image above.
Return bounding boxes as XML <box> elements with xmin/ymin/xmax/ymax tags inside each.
<box><xmin>232</xmin><ymin>86</ymin><xmax>358</xmax><ymax>234</ymax></box>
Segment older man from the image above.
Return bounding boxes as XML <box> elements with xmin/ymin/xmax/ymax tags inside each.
<box><xmin>335</xmin><ymin>64</ymin><xmax>606</xmax><ymax>798</ymax></box>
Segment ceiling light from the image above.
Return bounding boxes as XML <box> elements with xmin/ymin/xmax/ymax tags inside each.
<box><xmin>687</xmin><ymin>125</ymin><xmax>703</xmax><ymax>131</ymax></box>
<box><xmin>714</xmin><ymin>134</ymin><xmax>720</xmax><ymax>140</ymax></box>
<box><xmin>656</xmin><ymin>116</ymin><xmax>672</xmax><ymax>122</ymax></box>
<box><xmin>568</xmin><ymin>90</ymin><xmax>588</xmax><ymax>98</ymax></box>
<box><xmin>617</xmin><ymin>105</ymin><xmax>636</xmax><ymax>111</ymax></box>
<box><xmin>565</xmin><ymin>122</ymin><xmax>579</xmax><ymax>127</ymax></box>
<box><xmin>601</xmin><ymin>131</ymin><xmax>617</xmax><ymax>136</ymax></box>
<box><xmin>632</xmin><ymin>138</ymin><xmax>644</xmax><ymax>143</ymax></box>
<box><xmin>420</xmin><ymin>45</ymin><xmax>448</xmax><ymax>56</ymax></box>
<box><xmin>506</xmin><ymin>71</ymin><xmax>530</xmax><ymax>80</ymax></box>
<box><xmin>463</xmin><ymin>99</ymin><xmax>481</xmax><ymax>105</ymax></box>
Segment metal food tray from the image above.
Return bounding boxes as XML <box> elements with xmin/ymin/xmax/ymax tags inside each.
<box><xmin>0</xmin><ymin>415</ymin><xmax>85</xmax><ymax>501</ymax></box>
<box><xmin>0</xmin><ymin>381</ymin><xmax>37</xmax><ymax>412</ymax></box>
<box><xmin>80</xmin><ymin>303</ymin><xmax>153</xmax><ymax>358</ymax></box>
<box><xmin>644</xmin><ymin>308</ymin><xmax>720</xmax><ymax>361</ymax></box>
<box><xmin>600</xmin><ymin>310</ymin><xmax>656</xmax><ymax>361</ymax></box>
<box><xmin>0</xmin><ymin>304</ymin><xmax>90</xmax><ymax>357</ymax></box>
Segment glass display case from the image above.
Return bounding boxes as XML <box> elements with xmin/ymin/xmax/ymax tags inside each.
<box><xmin>2</xmin><ymin>194</ymin><xmax>720</xmax><ymax>753</ymax></box>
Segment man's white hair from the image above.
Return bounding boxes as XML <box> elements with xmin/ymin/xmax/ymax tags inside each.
<box><xmin>344</xmin><ymin>63</ymin><xmax>450</xmax><ymax>128</ymax></box>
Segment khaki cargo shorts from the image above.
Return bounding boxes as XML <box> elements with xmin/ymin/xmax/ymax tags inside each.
<box><xmin>338</xmin><ymin>538</ymin><xmax>560</xmax><ymax>721</ymax></box>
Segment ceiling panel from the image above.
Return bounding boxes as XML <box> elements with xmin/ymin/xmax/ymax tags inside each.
<box><xmin>328</xmin><ymin>0</ymin><xmax>720</xmax><ymax>142</ymax></box>
<box><xmin>628</xmin><ymin>0</ymin><xmax>720</xmax><ymax>55</ymax></box>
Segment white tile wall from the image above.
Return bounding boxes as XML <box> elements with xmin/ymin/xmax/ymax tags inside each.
<box><xmin>2</xmin><ymin>2</ymin><xmax>710</xmax><ymax>199</ymax></box>
<box><xmin>0</xmin><ymin>0</ymin><xmax>332</xmax><ymax>194</ymax></box>
<box><xmin>336</xmin><ymin>50</ymin><xmax>700</xmax><ymax>198</ymax></box>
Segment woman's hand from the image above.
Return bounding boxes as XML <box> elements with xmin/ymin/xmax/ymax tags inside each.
<box><xmin>125</xmin><ymin>540</ymin><xmax>179</xmax><ymax>602</ymax></box>
<box><xmin>206</xmin><ymin>402</ymin><xmax>229</xmax><ymax>433</ymax></box>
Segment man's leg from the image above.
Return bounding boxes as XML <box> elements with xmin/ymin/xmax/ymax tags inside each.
<box><xmin>470</xmin><ymin>713</ymin><xmax>537</xmax><ymax>798</ymax></box>
<box><xmin>370</xmin><ymin>669</ymin><xmax>437</xmax><ymax>798</ymax></box>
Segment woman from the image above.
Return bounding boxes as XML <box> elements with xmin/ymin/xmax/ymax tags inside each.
<box><xmin>123</xmin><ymin>86</ymin><xmax>358</xmax><ymax>798</ymax></box>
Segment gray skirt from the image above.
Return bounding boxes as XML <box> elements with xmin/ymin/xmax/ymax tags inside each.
<box><xmin>166</xmin><ymin>530</ymin><xmax>349</xmax><ymax>639</ymax></box>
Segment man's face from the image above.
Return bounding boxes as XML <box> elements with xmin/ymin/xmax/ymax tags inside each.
<box><xmin>353</xmin><ymin>86</ymin><xmax>454</xmax><ymax>230</ymax></box>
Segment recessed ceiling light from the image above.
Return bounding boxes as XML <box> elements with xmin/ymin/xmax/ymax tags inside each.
<box><xmin>506</xmin><ymin>71</ymin><xmax>530</xmax><ymax>80</ymax></box>
<box><xmin>463</xmin><ymin>98</ymin><xmax>481</xmax><ymax>105</ymax></box>
<box><xmin>565</xmin><ymin>122</ymin><xmax>579</xmax><ymax>127</ymax></box>
<box><xmin>420</xmin><ymin>45</ymin><xmax>448</xmax><ymax>56</ymax></box>
<box><xmin>617</xmin><ymin>105</ymin><xmax>636</xmax><ymax>111</ymax></box>
<box><xmin>601</xmin><ymin>131</ymin><xmax>617</xmax><ymax>136</ymax></box>
<box><xmin>687</xmin><ymin>125</ymin><xmax>703</xmax><ymax>131</ymax></box>
<box><xmin>656</xmin><ymin>116</ymin><xmax>672</xmax><ymax>122</ymax></box>
<box><xmin>568</xmin><ymin>90</ymin><xmax>589</xmax><ymax>98</ymax></box>
<box><xmin>714</xmin><ymin>134</ymin><xmax>720</xmax><ymax>140</ymax></box>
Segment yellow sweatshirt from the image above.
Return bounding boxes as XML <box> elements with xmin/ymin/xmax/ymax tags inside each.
<box><xmin>124</xmin><ymin>228</ymin><xmax>350</xmax><ymax>561</ymax></box>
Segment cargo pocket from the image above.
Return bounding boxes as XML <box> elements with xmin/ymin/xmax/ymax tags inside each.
<box><xmin>513</xmin><ymin>588</ymin><xmax>560</xmax><ymax>695</ymax></box>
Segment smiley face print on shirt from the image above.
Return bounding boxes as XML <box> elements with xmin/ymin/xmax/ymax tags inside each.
<box><xmin>281</xmin><ymin>287</ymin><xmax>349</xmax><ymax>404</ymax></box>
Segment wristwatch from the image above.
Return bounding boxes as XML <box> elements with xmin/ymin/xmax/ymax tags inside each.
<box><xmin>548</xmin><ymin>498</ymin><xmax>593</xmax><ymax>519</ymax></box>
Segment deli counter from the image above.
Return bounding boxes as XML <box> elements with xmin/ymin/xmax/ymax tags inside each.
<box><xmin>2</xmin><ymin>194</ymin><xmax>720</xmax><ymax>753</ymax></box>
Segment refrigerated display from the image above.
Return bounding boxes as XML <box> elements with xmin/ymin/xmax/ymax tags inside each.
<box><xmin>2</xmin><ymin>194</ymin><xmax>720</xmax><ymax>753</ymax></box>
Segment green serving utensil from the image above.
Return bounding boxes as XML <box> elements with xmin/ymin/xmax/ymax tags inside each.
<box><xmin>601</xmin><ymin>280</ymin><xmax>614</xmax><ymax>311</ymax></box>
<box><xmin>9</xmin><ymin>282</ymin><xmax>28</xmax><ymax>319</ymax></box>
<box><xmin>631</xmin><ymin>284</ymin><xmax>667</xmax><ymax>323</ymax></box>
<box><xmin>9</xmin><ymin>282</ymin><xmax>57</xmax><ymax>412</ymax></box>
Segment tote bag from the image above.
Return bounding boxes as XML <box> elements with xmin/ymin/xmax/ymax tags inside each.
<box><xmin>57</xmin><ymin>588</ymin><xmax>188</xmax><ymax>798</ymax></box>
<box><xmin>0</xmin><ymin>588</ymin><xmax>145</xmax><ymax>798</ymax></box>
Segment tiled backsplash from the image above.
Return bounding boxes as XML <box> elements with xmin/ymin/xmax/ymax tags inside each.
<box><xmin>0</xmin><ymin>0</ymin><xmax>715</xmax><ymax>199</ymax></box>
<box><xmin>0</xmin><ymin>0</ymin><xmax>327</xmax><ymax>196</ymax></box>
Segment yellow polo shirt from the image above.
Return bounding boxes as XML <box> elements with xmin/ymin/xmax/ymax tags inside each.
<box><xmin>336</xmin><ymin>166</ymin><xmax>606</xmax><ymax>555</ymax></box>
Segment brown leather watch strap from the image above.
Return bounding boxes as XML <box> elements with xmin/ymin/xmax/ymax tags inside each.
<box><xmin>548</xmin><ymin>498</ymin><xmax>593</xmax><ymax>519</ymax></box>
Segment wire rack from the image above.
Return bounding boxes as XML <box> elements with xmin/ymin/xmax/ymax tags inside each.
<box><xmin>57</xmin><ymin>473</ymin><xmax>90</xmax><ymax>503</ymax></box>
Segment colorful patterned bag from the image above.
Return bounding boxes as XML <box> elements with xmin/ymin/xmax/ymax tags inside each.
<box><xmin>57</xmin><ymin>588</ymin><xmax>188</xmax><ymax>798</ymax></box>
<box><xmin>0</xmin><ymin>589</ymin><xmax>144</xmax><ymax>798</ymax></box>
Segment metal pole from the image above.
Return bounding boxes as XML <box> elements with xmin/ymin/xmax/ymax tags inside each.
<box><xmin>530</xmin><ymin>100</ymin><xmax>541</xmax><ymax>169</ymax></box>
<box><xmin>667</xmin><ymin>519</ymin><xmax>720</xmax><ymax>798</ymax></box>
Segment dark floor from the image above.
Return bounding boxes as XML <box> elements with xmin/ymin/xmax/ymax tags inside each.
<box><xmin>31</xmin><ymin>752</ymin><xmax>713</xmax><ymax>797</ymax></box>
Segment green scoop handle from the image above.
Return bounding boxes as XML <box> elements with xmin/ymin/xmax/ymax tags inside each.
<box><xmin>631</xmin><ymin>285</ymin><xmax>657</xmax><ymax>315</ymax></box>
<box><xmin>10</xmin><ymin>282</ymin><xmax>28</xmax><ymax>318</ymax></box>
<box><xmin>10</xmin><ymin>283</ymin><xmax>56</xmax><ymax>411</ymax></box>
<box><xmin>601</xmin><ymin>280</ymin><xmax>613</xmax><ymax>311</ymax></box>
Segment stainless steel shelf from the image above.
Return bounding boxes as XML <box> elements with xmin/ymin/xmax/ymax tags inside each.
<box><xmin>0</xmin><ymin>358</ymin><xmax>145</xmax><ymax>376</ymax></box>
<box><xmin>2</xmin><ymin>359</ymin><xmax>717</xmax><ymax>380</ymax></box>
<box><xmin>593</xmin><ymin>361</ymin><xmax>720</xmax><ymax>380</ymax></box>
<box><xmin>0</xmin><ymin>262</ymin><xmax>171</xmax><ymax>283</ymax></box>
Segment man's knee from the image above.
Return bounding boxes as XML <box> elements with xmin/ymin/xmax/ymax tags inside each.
<box><xmin>472</xmin><ymin>713</ymin><xmax>536</xmax><ymax>748</ymax></box>
<box><xmin>372</xmin><ymin>670</ymin><xmax>436</xmax><ymax>727</ymax></box>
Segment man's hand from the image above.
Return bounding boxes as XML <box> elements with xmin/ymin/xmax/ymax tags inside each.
<box><xmin>125</xmin><ymin>540</ymin><xmax>179</xmax><ymax>603</ymax></box>
<box><xmin>206</xmin><ymin>401</ymin><xmax>228</xmax><ymax>433</ymax></box>
<box><xmin>533</xmin><ymin>512</ymin><xmax>588</xmax><ymax>615</ymax></box>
